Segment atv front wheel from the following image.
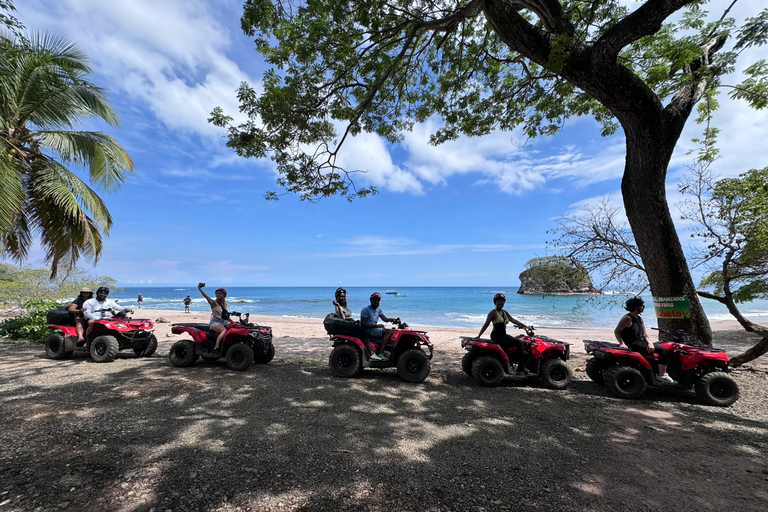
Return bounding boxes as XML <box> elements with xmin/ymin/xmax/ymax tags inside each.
<box><xmin>471</xmin><ymin>356</ymin><xmax>505</xmax><ymax>387</ymax></box>
<box><xmin>134</xmin><ymin>334</ymin><xmax>158</xmax><ymax>357</ymax></box>
<box><xmin>540</xmin><ymin>359</ymin><xmax>572</xmax><ymax>390</ymax></box>
<box><xmin>226</xmin><ymin>343</ymin><xmax>254</xmax><ymax>371</ymax></box>
<box><xmin>603</xmin><ymin>366</ymin><xmax>646</xmax><ymax>399</ymax></box>
<box><xmin>253</xmin><ymin>343</ymin><xmax>275</xmax><ymax>364</ymax></box>
<box><xmin>329</xmin><ymin>344</ymin><xmax>362</xmax><ymax>378</ymax></box>
<box><xmin>585</xmin><ymin>358</ymin><xmax>607</xmax><ymax>384</ymax></box>
<box><xmin>169</xmin><ymin>340</ymin><xmax>198</xmax><ymax>367</ymax></box>
<box><xmin>461</xmin><ymin>353</ymin><xmax>475</xmax><ymax>376</ymax></box>
<box><xmin>695</xmin><ymin>372</ymin><xmax>739</xmax><ymax>407</ymax></box>
<box><xmin>90</xmin><ymin>335</ymin><xmax>119</xmax><ymax>363</ymax></box>
<box><xmin>397</xmin><ymin>349</ymin><xmax>430</xmax><ymax>383</ymax></box>
<box><xmin>45</xmin><ymin>332</ymin><xmax>73</xmax><ymax>360</ymax></box>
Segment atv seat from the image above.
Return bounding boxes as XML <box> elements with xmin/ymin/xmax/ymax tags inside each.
<box><xmin>172</xmin><ymin>323</ymin><xmax>215</xmax><ymax>331</ymax></box>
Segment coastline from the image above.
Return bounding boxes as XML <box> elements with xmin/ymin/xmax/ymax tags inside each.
<box><xmin>139</xmin><ymin>309</ymin><xmax>767</xmax><ymax>370</ymax></box>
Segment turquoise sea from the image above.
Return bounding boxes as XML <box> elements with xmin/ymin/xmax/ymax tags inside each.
<box><xmin>110</xmin><ymin>287</ymin><xmax>768</xmax><ymax>330</ymax></box>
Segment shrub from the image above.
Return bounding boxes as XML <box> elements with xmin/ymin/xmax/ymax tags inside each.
<box><xmin>0</xmin><ymin>299</ymin><xmax>59</xmax><ymax>343</ymax></box>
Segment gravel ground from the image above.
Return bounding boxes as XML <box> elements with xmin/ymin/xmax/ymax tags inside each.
<box><xmin>0</xmin><ymin>333</ymin><xmax>767</xmax><ymax>512</ymax></box>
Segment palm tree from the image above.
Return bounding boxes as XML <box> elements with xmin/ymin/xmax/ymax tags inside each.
<box><xmin>0</xmin><ymin>31</ymin><xmax>133</xmax><ymax>276</ymax></box>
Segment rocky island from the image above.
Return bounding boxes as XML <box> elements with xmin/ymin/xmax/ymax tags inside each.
<box><xmin>517</xmin><ymin>256</ymin><xmax>599</xmax><ymax>294</ymax></box>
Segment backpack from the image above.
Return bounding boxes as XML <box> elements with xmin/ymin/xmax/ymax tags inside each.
<box><xmin>323</xmin><ymin>313</ymin><xmax>353</xmax><ymax>335</ymax></box>
<box><xmin>46</xmin><ymin>306</ymin><xmax>73</xmax><ymax>325</ymax></box>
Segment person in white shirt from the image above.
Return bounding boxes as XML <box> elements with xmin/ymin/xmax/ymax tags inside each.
<box><xmin>83</xmin><ymin>287</ymin><xmax>134</xmax><ymax>323</ymax></box>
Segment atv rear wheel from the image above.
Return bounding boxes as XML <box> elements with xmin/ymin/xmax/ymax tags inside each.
<box><xmin>90</xmin><ymin>335</ymin><xmax>119</xmax><ymax>363</ymax></box>
<box><xmin>134</xmin><ymin>334</ymin><xmax>158</xmax><ymax>357</ymax></box>
<box><xmin>471</xmin><ymin>356</ymin><xmax>505</xmax><ymax>387</ymax></box>
<box><xmin>169</xmin><ymin>340</ymin><xmax>198</xmax><ymax>367</ymax></box>
<box><xmin>540</xmin><ymin>359</ymin><xmax>572</xmax><ymax>390</ymax></box>
<box><xmin>461</xmin><ymin>353</ymin><xmax>475</xmax><ymax>376</ymax></box>
<box><xmin>45</xmin><ymin>332</ymin><xmax>73</xmax><ymax>360</ymax></box>
<box><xmin>585</xmin><ymin>358</ymin><xmax>607</xmax><ymax>384</ymax></box>
<box><xmin>226</xmin><ymin>343</ymin><xmax>254</xmax><ymax>371</ymax></box>
<box><xmin>329</xmin><ymin>344</ymin><xmax>362</xmax><ymax>378</ymax></box>
<box><xmin>397</xmin><ymin>349</ymin><xmax>430</xmax><ymax>383</ymax></box>
<box><xmin>253</xmin><ymin>343</ymin><xmax>275</xmax><ymax>364</ymax></box>
<box><xmin>695</xmin><ymin>372</ymin><xmax>739</xmax><ymax>407</ymax></box>
<box><xmin>603</xmin><ymin>366</ymin><xmax>646</xmax><ymax>399</ymax></box>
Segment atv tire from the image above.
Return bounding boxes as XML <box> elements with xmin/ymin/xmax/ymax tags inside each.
<box><xmin>134</xmin><ymin>334</ymin><xmax>158</xmax><ymax>357</ymax></box>
<box><xmin>471</xmin><ymin>356</ymin><xmax>505</xmax><ymax>387</ymax></box>
<box><xmin>585</xmin><ymin>358</ymin><xmax>607</xmax><ymax>384</ymax></box>
<box><xmin>45</xmin><ymin>332</ymin><xmax>73</xmax><ymax>360</ymax></box>
<box><xmin>169</xmin><ymin>340</ymin><xmax>198</xmax><ymax>367</ymax></box>
<box><xmin>226</xmin><ymin>343</ymin><xmax>254</xmax><ymax>371</ymax></box>
<box><xmin>90</xmin><ymin>335</ymin><xmax>119</xmax><ymax>363</ymax></box>
<box><xmin>695</xmin><ymin>372</ymin><xmax>739</xmax><ymax>407</ymax></box>
<box><xmin>461</xmin><ymin>353</ymin><xmax>475</xmax><ymax>376</ymax></box>
<box><xmin>329</xmin><ymin>344</ymin><xmax>362</xmax><ymax>378</ymax></box>
<box><xmin>540</xmin><ymin>359</ymin><xmax>572</xmax><ymax>390</ymax></box>
<box><xmin>253</xmin><ymin>343</ymin><xmax>275</xmax><ymax>364</ymax></box>
<box><xmin>397</xmin><ymin>348</ymin><xmax>431</xmax><ymax>383</ymax></box>
<box><xmin>603</xmin><ymin>366</ymin><xmax>646</xmax><ymax>399</ymax></box>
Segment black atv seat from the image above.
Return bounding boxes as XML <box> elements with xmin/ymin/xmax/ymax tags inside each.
<box><xmin>172</xmin><ymin>323</ymin><xmax>216</xmax><ymax>332</ymax></box>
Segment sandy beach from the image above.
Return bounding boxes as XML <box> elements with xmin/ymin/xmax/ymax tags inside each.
<box><xmin>143</xmin><ymin>308</ymin><xmax>768</xmax><ymax>370</ymax></box>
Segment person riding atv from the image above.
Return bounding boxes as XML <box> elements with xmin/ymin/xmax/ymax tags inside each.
<box><xmin>83</xmin><ymin>286</ymin><xmax>134</xmax><ymax>324</ymax></box>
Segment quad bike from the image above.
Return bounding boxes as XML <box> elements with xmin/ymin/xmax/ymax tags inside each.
<box><xmin>328</xmin><ymin>318</ymin><xmax>433</xmax><ymax>383</ymax></box>
<box><xmin>460</xmin><ymin>326</ymin><xmax>573</xmax><ymax>389</ymax></box>
<box><xmin>45</xmin><ymin>314</ymin><xmax>157</xmax><ymax>363</ymax></box>
<box><xmin>168</xmin><ymin>312</ymin><xmax>274</xmax><ymax>371</ymax></box>
<box><xmin>583</xmin><ymin>328</ymin><xmax>739</xmax><ymax>407</ymax></box>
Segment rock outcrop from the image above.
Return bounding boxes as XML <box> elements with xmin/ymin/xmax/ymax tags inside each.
<box><xmin>517</xmin><ymin>257</ymin><xmax>598</xmax><ymax>294</ymax></box>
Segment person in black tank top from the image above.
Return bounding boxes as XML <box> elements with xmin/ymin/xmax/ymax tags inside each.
<box><xmin>614</xmin><ymin>297</ymin><xmax>676</xmax><ymax>384</ymax></box>
<box><xmin>477</xmin><ymin>293</ymin><xmax>530</xmax><ymax>374</ymax></box>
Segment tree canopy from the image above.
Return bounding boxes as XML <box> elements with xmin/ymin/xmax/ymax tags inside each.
<box><xmin>0</xmin><ymin>31</ymin><xmax>133</xmax><ymax>276</ymax></box>
<box><xmin>212</xmin><ymin>0</ymin><xmax>768</xmax><ymax>200</ymax></box>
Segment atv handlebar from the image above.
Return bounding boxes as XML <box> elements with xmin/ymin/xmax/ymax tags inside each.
<box><xmin>516</xmin><ymin>325</ymin><xmax>536</xmax><ymax>337</ymax></box>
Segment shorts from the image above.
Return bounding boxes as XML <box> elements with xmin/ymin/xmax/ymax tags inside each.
<box><xmin>210</xmin><ymin>317</ymin><xmax>231</xmax><ymax>327</ymax></box>
<box><xmin>364</xmin><ymin>327</ymin><xmax>384</xmax><ymax>340</ymax></box>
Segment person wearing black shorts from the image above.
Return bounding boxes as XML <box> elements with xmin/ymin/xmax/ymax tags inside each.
<box><xmin>477</xmin><ymin>293</ymin><xmax>530</xmax><ymax>374</ymax></box>
<box><xmin>614</xmin><ymin>296</ymin><xmax>676</xmax><ymax>384</ymax></box>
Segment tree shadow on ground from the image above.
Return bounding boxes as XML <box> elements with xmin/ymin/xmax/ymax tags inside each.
<box><xmin>1</xmin><ymin>343</ymin><xmax>767</xmax><ymax>512</ymax></box>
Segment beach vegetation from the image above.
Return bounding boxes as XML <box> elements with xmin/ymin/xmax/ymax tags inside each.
<box><xmin>212</xmin><ymin>1</ymin><xmax>768</xmax><ymax>344</ymax></box>
<box><xmin>0</xmin><ymin>30</ymin><xmax>133</xmax><ymax>277</ymax></box>
<box><xmin>679</xmin><ymin>164</ymin><xmax>768</xmax><ymax>365</ymax></box>
<box><xmin>0</xmin><ymin>298</ymin><xmax>58</xmax><ymax>343</ymax></box>
<box><xmin>0</xmin><ymin>262</ymin><xmax>117</xmax><ymax>307</ymax></box>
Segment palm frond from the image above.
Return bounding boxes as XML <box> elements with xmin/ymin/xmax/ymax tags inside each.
<box><xmin>37</xmin><ymin>131</ymin><xmax>133</xmax><ymax>192</ymax></box>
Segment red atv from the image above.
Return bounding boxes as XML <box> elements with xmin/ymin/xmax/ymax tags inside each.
<box><xmin>460</xmin><ymin>326</ymin><xmax>573</xmax><ymax>389</ymax></box>
<box><xmin>328</xmin><ymin>318</ymin><xmax>433</xmax><ymax>382</ymax></box>
<box><xmin>45</xmin><ymin>316</ymin><xmax>157</xmax><ymax>363</ymax></box>
<box><xmin>583</xmin><ymin>328</ymin><xmax>739</xmax><ymax>406</ymax></box>
<box><xmin>168</xmin><ymin>312</ymin><xmax>274</xmax><ymax>371</ymax></box>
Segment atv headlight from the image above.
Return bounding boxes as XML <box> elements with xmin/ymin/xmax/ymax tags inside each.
<box><xmin>114</xmin><ymin>323</ymin><xmax>128</xmax><ymax>329</ymax></box>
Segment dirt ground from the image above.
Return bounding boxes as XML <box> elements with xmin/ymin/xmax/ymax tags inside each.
<box><xmin>0</xmin><ymin>314</ymin><xmax>767</xmax><ymax>512</ymax></box>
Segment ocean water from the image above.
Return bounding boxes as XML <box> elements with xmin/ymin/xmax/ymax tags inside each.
<box><xmin>109</xmin><ymin>287</ymin><xmax>768</xmax><ymax>330</ymax></box>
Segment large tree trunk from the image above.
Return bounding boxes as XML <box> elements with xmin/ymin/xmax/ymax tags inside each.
<box><xmin>622</xmin><ymin>124</ymin><xmax>712</xmax><ymax>344</ymax></box>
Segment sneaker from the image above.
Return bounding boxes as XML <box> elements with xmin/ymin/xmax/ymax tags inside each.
<box><xmin>516</xmin><ymin>366</ymin><xmax>530</xmax><ymax>376</ymax></box>
<box><xmin>369</xmin><ymin>353</ymin><xmax>386</xmax><ymax>361</ymax></box>
<box><xmin>656</xmin><ymin>374</ymin><xmax>676</xmax><ymax>384</ymax></box>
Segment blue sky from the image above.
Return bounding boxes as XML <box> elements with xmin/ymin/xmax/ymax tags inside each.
<box><xmin>12</xmin><ymin>0</ymin><xmax>768</xmax><ymax>287</ymax></box>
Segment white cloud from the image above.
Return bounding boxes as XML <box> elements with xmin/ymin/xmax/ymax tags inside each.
<box><xmin>19</xmin><ymin>0</ymin><xmax>256</xmax><ymax>141</ymax></box>
<box><xmin>321</xmin><ymin>236</ymin><xmax>542</xmax><ymax>258</ymax></box>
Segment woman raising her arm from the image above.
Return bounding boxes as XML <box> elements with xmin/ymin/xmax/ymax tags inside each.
<box><xmin>198</xmin><ymin>283</ymin><xmax>230</xmax><ymax>355</ymax></box>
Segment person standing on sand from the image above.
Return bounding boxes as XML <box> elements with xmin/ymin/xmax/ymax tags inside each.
<box><xmin>614</xmin><ymin>297</ymin><xmax>676</xmax><ymax>384</ymax></box>
<box><xmin>477</xmin><ymin>293</ymin><xmax>530</xmax><ymax>375</ymax></box>
<box><xmin>137</xmin><ymin>294</ymin><xmax>143</xmax><ymax>309</ymax></box>
<box><xmin>198</xmin><ymin>283</ymin><xmax>230</xmax><ymax>356</ymax></box>
<box><xmin>183</xmin><ymin>295</ymin><xmax>192</xmax><ymax>313</ymax></box>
